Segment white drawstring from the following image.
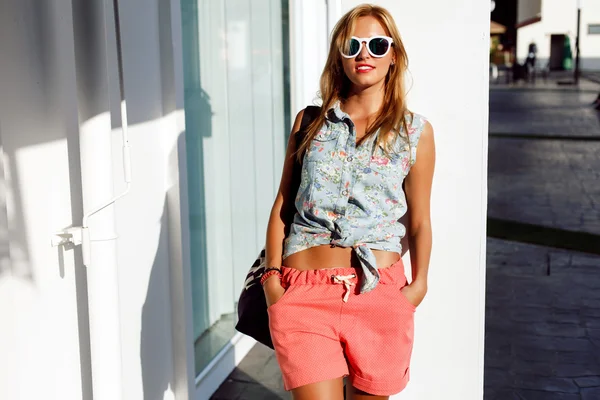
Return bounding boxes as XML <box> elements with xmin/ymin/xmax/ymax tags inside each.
<box><xmin>332</xmin><ymin>274</ymin><xmax>356</xmax><ymax>302</ymax></box>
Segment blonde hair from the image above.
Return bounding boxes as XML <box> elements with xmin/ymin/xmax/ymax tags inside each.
<box><xmin>296</xmin><ymin>3</ymin><xmax>412</xmax><ymax>161</ymax></box>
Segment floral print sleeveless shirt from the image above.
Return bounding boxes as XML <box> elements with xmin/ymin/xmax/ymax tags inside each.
<box><xmin>283</xmin><ymin>101</ymin><xmax>428</xmax><ymax>294</ymax></box>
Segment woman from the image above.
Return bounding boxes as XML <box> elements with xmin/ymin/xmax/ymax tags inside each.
<box><xmin>261</xmin><ymin>4</ymin><xmax>435</xmax><ymax>399</ymax></box>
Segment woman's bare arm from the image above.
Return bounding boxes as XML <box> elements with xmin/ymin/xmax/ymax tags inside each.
<box><xmin>403</xmin><ymin>121</ymin><xmax>435</xmax><ymax>306</ymax></box>
<box><xmin>263</xmin><ymin>110</ymin><xmax>305</xmax><ymax>301</ymax></box>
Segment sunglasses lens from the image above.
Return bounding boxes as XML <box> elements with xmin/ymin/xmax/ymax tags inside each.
<box><xmin>369</xmin><ymin>38</ymin><xmax>390</xmax><ymax>56</ymax></box>
<box><xmin>343</xmin><ymin>38</ymin><xmax>361</xmax><ymax>57</ymax></box>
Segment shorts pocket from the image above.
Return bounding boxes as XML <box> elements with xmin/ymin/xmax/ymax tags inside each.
<box><xmin>267</xmin><ymin>284</ymin><xmax>296</xmax><ymax>312</ymax></box>
<box><xmin>397</xmin><ymin>285</ymin><xmax>417</xmax><ymax>312</ymax></box>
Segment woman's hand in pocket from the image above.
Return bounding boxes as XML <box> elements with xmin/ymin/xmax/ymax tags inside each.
<box><xmin>400</xmin><ymin>281</ymin><xmax>427</xmax><ymax>308</ymax></box>
<box><xmin>263</xmin><ymin>276</ymin><xmax>286</xmax><ymax>308</ymax></box>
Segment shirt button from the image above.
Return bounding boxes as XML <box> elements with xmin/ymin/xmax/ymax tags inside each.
<box><xmin>342</xmin><ymin>190</ymin><xmax>349</xmax><ymax>196</ymax></box>
<box><xmin>347</xmin><ymin>156</ymin><xmax>353</xmax><ymax>162</ymax></box>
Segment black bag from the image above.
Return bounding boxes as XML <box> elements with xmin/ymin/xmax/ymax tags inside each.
<box><xmin>235</xmin><ymin>106</ymin><xmax>320</xmax><ymax>349</ymax></box>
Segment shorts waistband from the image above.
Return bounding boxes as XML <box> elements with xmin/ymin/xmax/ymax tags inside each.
<box><xmin>280</xmin><ymin>258</ymin><xmax>406</xmax><ymax>287</ymax></box>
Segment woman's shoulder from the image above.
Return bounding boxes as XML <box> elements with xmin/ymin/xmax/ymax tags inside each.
<box><xmin>403</xmin><ymin>111</ymin><xmax>428</xmax><ymax>130</ymax></box>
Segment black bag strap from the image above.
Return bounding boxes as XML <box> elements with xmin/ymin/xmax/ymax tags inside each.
<box><xmin>294</xmin><ymin>105</ymin><xmax>320</xmax><ymax>164</ymax></box>
<box><xmin>291</xmin><ymin>105</ymin><xmax>321</xmax><ymax>193</ymax></box>
<box><xmin>298</xmin><ymin>105</ymin><xmax>321</xmax><ymax>137</ymax></box>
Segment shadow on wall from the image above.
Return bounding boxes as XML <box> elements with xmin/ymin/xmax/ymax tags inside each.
<box><xmin>138</xmin><ymin>1</ymin><xmax>190</xmax><ymax>396</ymax></box>
<box><xmin>136</xmin><ymin>78</ymin><xmax>216</xmax><ymax>400</ymax></box>
<box><xmin>179</xmin><ymin>0</ymin><xmax>216</xmax><ymax>373</ymax></box>
<box><xmin>141</xmin><ymin>196</ymin><xmax>175</xmax><ymax>400</ymax></box>
<box><xmin>0</xmin><ymin>0</ymin><xmax>65</xmax><ymax>283</ymax></box>
<box><xmin>182</xmin><ymin>85</ymin><xmax>212</xmax><ymax>344</ymax></box>
<box><xmin>0</xmin><ymin>0</ymin><xmax>98</xmax><ymax>398</ymax></box>
<box><xmin>0</xmin><ymin>143</ymin><xmax>10</xmax><ymax>276</ymax></box>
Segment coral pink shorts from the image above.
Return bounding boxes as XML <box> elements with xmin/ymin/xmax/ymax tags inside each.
<box><xmin>267</xmin><ymin>259</ymin><xmax>415</xmax><ymax>396</ymax></box>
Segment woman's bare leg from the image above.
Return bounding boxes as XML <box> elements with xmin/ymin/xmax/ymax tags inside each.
<box><xmin>291</xmin><ymin>377</ymin><xmax>345</xmax><ymax>400</ymax></box>
<box><xmin>346</xmin><ymin>384</ymin><xmax>389</xmax><ymax>400</ymax></box>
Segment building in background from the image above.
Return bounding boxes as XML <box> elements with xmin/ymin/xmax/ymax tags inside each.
<box><xmin>0</xmin><ymin>0</ymin><xmax>488</xmax><ymax>399</ymax></box>
<box><xmin>516</xmin><ymin>0</ymin><xmax>600</xmax><ymax>70</ymax></box>
<box><xmin>491</xmin><ymin>0</ymin><xmax>518</xmax><ymax>58</ymax></box>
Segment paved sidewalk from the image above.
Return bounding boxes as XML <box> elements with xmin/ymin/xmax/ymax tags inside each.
<box><xmin>485</xmin><ymin>80</ymin><xmax>600</xmax><ymax>399</ymax></box>
<box><xmin>583</xmin><ymin>71</ymin><xmax>600</xmax><ymax>84</ymax></box>
<box><xmin>489</xmin><ymin>89</ymin><xmax>600</xmax><ymax>138</ymax></box>
<box><xmin>211</xmin><ymin>343</ymin><xmax>289</xmax><ymax>399</ymax></box>
<box><xmin>485</xmin><ymin>240</ymin><xmax>600</xmax><ymax>400</ymax></box>
<box><xmin>491</xmin><ymin>70</ymin><xmax>600</xmax><ymax>93</ymax></box>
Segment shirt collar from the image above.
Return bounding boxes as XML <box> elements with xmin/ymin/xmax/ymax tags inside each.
<box><xmin>325</xmin><ymin>100</ymin><xmax>349</xmax><ymax>122</ymax></box>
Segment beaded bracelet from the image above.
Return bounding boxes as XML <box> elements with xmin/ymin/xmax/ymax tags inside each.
<box><xmin>262</xmin><ymin>267</ymin><xmax>282</xmax><ymax>276</ymax></box>
<box><xmin>260</xmin><ymin>268</ymin><xmax>282</xmax><ymax>286</ymax></box>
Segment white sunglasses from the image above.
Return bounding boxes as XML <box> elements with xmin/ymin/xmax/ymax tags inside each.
<box><xmin>339</xmin><ymin>36</ymin><xmax>394</xmax><ymax>58</ymax></box>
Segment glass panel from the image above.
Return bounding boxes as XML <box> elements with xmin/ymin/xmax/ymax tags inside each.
<box><xmin>589</xmin><ymin>24</ymin><xmax>600</xmax><ymax>35</ymax></box>
<box><xmin>179</xmin><ymin>0</ymin><xmax>290</xmax><ymax>375</ymax></box>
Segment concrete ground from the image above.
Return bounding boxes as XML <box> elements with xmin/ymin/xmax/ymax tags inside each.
<box><xmin>211</xmin><ymin>77</ymin><xmax>600</xmax><ymax>400</ymax></box>
<box><xmin>485</xmin><ymin>78</ymin><xmax>600</xmax><ymax>400</ymax></box>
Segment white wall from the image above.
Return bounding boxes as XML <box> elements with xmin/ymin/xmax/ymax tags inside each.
<box><xmin>337</xmin><ymin>1</ymin><xmax>489</xmax><ymax>399</ymax></box>
<box><xmin>112</xmin><ymin>0</ymin><xmax>188</xmax><ymax>398</ymax></box>
<box><xmin>0</xmin><ymin>0</ymin><xmax>91</xmax><ymax>398</ymax></box>
<box><xmin>580</xmin><ymin>1</ymin><xmax>600</xmax><ymax>70</ymax></box>
<box><xmin>290</xmin><ymin>0</ymin><xmax>329</xmax><ymax>114</ymax></box>
<box><xmin>0</xmin><ymin>0</ymin><xmax>192</xmax><ymax>398</ymax></box>
<box><xmin>517</xmin><ymin>0</ymin><xmax>600</xmax><ymax>69</ymax></box>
